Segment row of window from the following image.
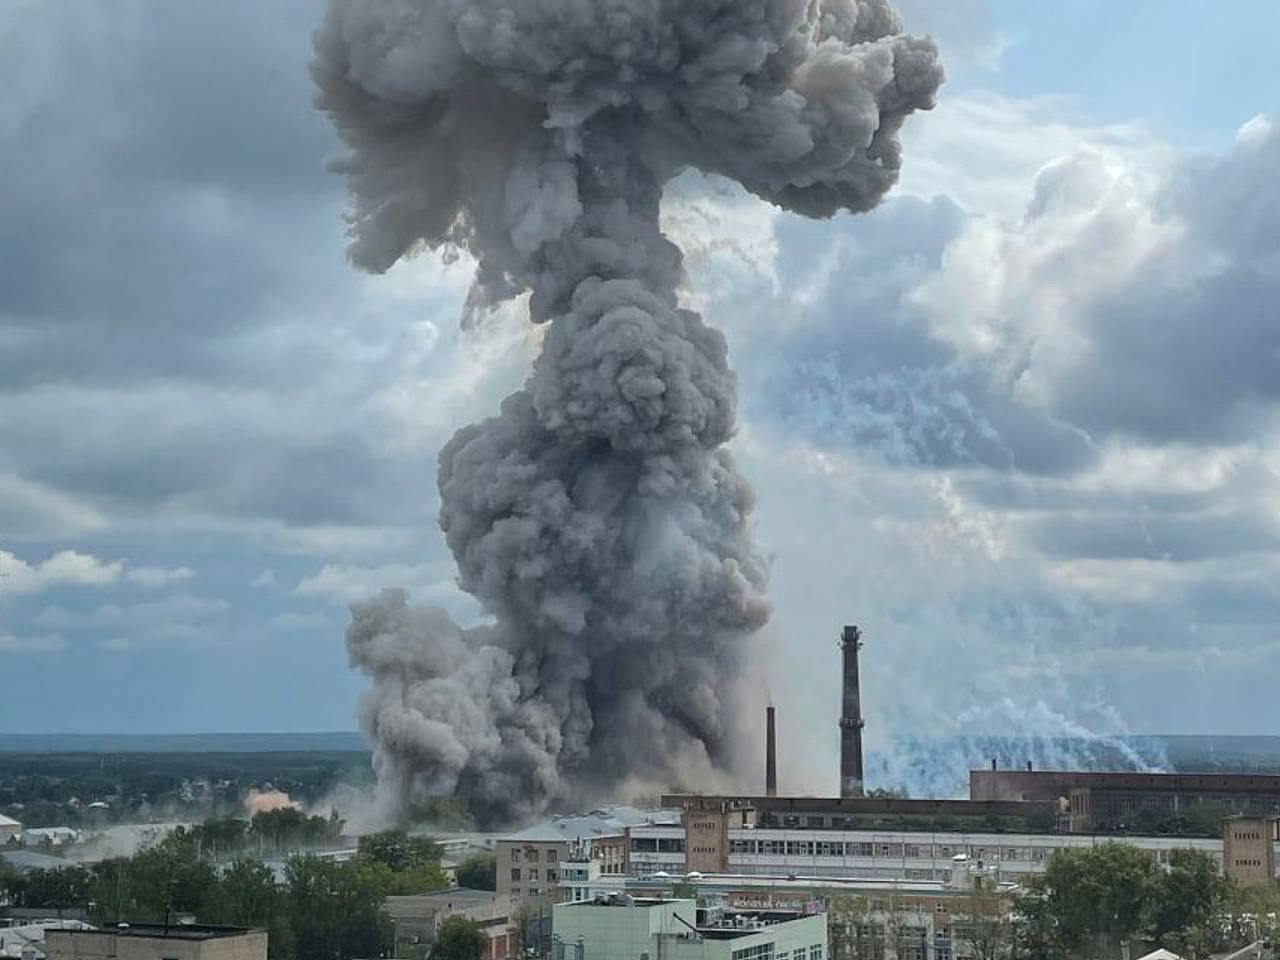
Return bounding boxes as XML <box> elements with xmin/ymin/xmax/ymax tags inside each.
<box><xmin>730</xmin><ymin>944</ymin><xmax>775</xmax><ymax>960</ymax></box>
<box><xmin>510</xmin><ymin>868</ymin><xmax>558</xmax><ymax>882</ymax></box>
<box><xmin>511</xmin><ymin>847</ymin><xmax>560</xmax><ymax>864</ymax></box>
<box><xmin>727</xmin><ymin>840</ymin><xmax>1053</xmax><ymax>861</ymax></box>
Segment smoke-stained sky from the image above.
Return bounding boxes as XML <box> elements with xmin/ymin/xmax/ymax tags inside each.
<box><xmin>2</xmin><ymin>1</ymin><xmax>1279</xmax><ymax>786</ymax></box>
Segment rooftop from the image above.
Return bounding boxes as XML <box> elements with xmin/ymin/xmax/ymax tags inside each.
<box><xmin>505</xmin><ymin>806</ymin><xmax>678</xmax><ymax>843</ymax></box>
<box><xmin>50</xmin><ymin>924</ymin><xmax>258</xmax><ymax>941</ymax></box>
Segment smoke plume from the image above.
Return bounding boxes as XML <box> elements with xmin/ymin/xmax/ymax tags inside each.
<box><xmin>313</xmin><ymin>0</ymin><xmax>942</xmax><ymax>826</ymax></box>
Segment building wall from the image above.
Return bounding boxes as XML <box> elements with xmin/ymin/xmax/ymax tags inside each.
<box><xmin>497</xmin><ymin>840</ymin><xmax>569</xmax><ymax>910</ymax></box>
<box><xmin>1223</xmin><ymin>819</ymin><xmax>1278</xmax><ymax>885</ymax></box>
<box><xmin>46</xmin><ymin>931</ymin><xmax>267</xmax><ymax>960</ymax></box>
<box><xmin>552</xmin><ymin>901</ymin><xmax>827</xmax><ymax>960</ymax></box>
<box><xmin>629</xmin><ymin>825</ymin><xmax>1258</xmax><ymax>883</ymax></box>
<box><xmin>972</xmin><ymin>770</ymin><xmax>1280</xmax><ymax>829</ymax></box>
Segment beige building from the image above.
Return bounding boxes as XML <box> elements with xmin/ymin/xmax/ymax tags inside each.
<box><xmin>45</xmin><ymin>925</ymin><xmax>266</xmax><ymax>960</ymax></box>
<box><xmin>1223</xmin><ymin>817</ymin><xmax>1279</xmax><ymax>885</ymax></box>
<box><xmin>497</xmin><ymin>808</ymin><xmax>678</xmax><ymax>912</ymax></box>
<box><xmin>385</xmin><ymin>889</ymin><xmax>513</xmax><ymax>960</ymax></box>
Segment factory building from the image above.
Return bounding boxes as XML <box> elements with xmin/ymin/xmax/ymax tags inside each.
<box><xmin>552</xmin><ymin>896</ymin><xmax>827</xmax><ymax>960</ymax></box>
<box><xmin>628</xmin><ymin>818</ymin><xmax>1233</xmax><ymax>884</ymax></box>
<box><xmin>970</xmin><ymin>770</ymin><xmax>1280</xmax><ymax>832</ymax></box>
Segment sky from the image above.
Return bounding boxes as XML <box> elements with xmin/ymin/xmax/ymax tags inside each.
<box><xmin>1</xmin><ymin>1</ymin><xmax>1278</xmax><ymax>790</ymax></box>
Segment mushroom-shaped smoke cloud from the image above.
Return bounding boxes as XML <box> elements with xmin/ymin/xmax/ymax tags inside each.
<box><xmin>314</xmin><ymin>0</ymin><xmax>943</xmax><ymax>827</ymax></box>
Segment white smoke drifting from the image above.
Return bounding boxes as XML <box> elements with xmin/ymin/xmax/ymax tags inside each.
<box><xmin>313</xmin><ymin>0</ymin><xmax>942</xmax><ymax>826</ymax></box>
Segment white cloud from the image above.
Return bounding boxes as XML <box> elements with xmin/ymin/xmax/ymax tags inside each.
<box><xmin>0</xmin><ymin>549</ymin><xmax>123</xmax><ymax>597</ymax></box>
<box><xmin>251</xmin><ymin>569</ymin><xmax>277</xmax><ymax>588</ymax></box>
<box><xmin>295</xmin><ymin>561</ymin><xmax>465</xmax><ymax>607</ymax></box>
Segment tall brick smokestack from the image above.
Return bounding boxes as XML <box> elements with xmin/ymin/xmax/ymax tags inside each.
<box><xmin>840</xmin><ymin>625</ymin><xmax>865</xmax><ymax>798</ymax></box>
<box><xmin>766</xmin><ymin>705</ymin><xmax>777</xmax><ymax>797</ymax></box>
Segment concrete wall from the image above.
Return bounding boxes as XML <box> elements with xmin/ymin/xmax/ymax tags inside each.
<box><xmin>1224</xmin><ymin>819</ymin><xmax>1278</xmax><ymax>885</ymax></box>
<box><xmin>46</xmin><ymin>931</ymin><xmax>267</xmax><ymax>960</ymax></box>
<box><xmin>497</xmin><ymin>840</ymin><xmax>569</xmax><ymax>910</ymax></box>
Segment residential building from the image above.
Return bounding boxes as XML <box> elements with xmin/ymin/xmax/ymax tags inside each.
<box><xmin>1223</xmin><ymin>817</ymin><xmax>1279</xmax><ymax>885</ymax></box>
<box><xmin>385</xmin><ymin>888</ymin><xmax>512</xmax><ymax>960</ymax></box>
<box><xmin>552</xmin><ymin>895</ymin><xmax>826</xmax><ymax>960</ymax></box>
<box><xmin>45</xmin><ymin>925</ymin><xmax>266</xmax><ymax>960</ymax></box>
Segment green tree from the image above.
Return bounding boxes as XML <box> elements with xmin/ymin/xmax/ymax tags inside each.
<box><xmin>429</xmin><ymin>916</ymin><xmax>487</xmax><ymax>960</ymax></box>
<box><xmin>1024</xmin><ymin>843</ymin><xmax>1161</xmax><ymax>957</ymax></box>
<box><xmin>6</xmin><ymin>865</ymin><xmax>92</xmax><ymax>913</ymax></box>
<box><xmin>455</xmin><ymin>853</ymin><xmax>496</xmax><ymax>892</ymax></box>
<box><xmin>205</xmin><ymin>859</ymin><xmax>293</xmax><ymax>960</ymax></box>
<box><xmin>285</xmin><ymin>855</ymin><xmax>393</xmax><ymax>960</ymax></box>
<box><xmin>953</xmin><ymin>882</ymin><xmax>1015</xmax><ymax>960</ymax></box>
<box><xmin>359</xmin><ymin>830</ymin><xmax>441</xmax><ymax>873</ymax></box>
<box><xmin>1150</xmin><ymin>848</ymin><xmax>1234</xmax><ymax>950</ymax></box>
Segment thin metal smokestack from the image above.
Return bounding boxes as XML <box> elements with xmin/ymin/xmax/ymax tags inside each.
<box><xmin>839</xmin><ymin>625</ymin><xmax>865</xmax><ymax>798</ymax></box>
<box><xmin>766</xmin><ymin>705</ymin><xmax>777</xmax><ymax>797</ymax></box>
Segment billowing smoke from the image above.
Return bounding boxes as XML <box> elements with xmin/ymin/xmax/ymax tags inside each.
<box><xmin>314</xmin><ymin>0</ymin><xmax>943</xmax><ymax>827</ymax></box>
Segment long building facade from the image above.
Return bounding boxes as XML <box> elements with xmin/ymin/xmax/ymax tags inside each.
<box><xmin>628</xmin><ymin>822</ymin><xmax>1232</xmax><ymax>883</ymax></box>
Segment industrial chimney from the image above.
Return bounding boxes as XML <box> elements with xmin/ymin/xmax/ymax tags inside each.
<box><xmin>766</xmin><ymin>705</ymin><xmax>778</xmax><ymax>797</ymax></box>
<box><xmin>839</xmin><ymin>625</ymin><xmax>865</xmax><ymax>798</ymax></box>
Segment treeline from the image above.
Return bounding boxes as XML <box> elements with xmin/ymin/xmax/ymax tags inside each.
<box><xmin>165</xmin><ymin>809</ymin><xmax>345</xmax><ymax>858</ymax></box>
<box><xmin>0</xmin><ymin>751</ymin><xmax>373</xmax><ymax>828</ymax></box>
<box><xmin>1017</xmin><ymin>843</ymin><xmax>1277</xmax><ymax>959</ymax></box>
<box><xmin>827</xmin><ymin>842</ymin><xmax>1279</xmax><ymax>960</ymax></box>
<box><xmin>0</xmin><ymin>828</ymin><xmax>452</xmax><ymax>960</ymax></box>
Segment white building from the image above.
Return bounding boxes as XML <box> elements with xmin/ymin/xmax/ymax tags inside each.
<box><xmin>21</xmin><ymin>829</ymin><xmax>78</xmax><ymax>849</ymax></box>
<box><xmin>628</xmin><ymin>824</ymin><xmax>1234</xmax><ymax>883</ymax></box>
<box><xmin>553</xmin><ymin>896</ymin><xmax>827</xmax><ymax>960</ymax></box>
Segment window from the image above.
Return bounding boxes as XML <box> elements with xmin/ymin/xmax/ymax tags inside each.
<box><xmin>809</xmin><ymin>945</ymin><xmax>823</xmax><ymax>960</ymax></box>
<box><xmin>528</xmin><ymin>869</ymin><xmax>539</xmax><ymax>881</ymax></box>
<box><xmin>730</xmin><ymin>943</ymin><xmax>775</xmax><ymax>960</ymax></box>
<box><xmin>546</xmin><ymin>869</ymin><xmax>558</xmax><ymax>881</ymax></box>
<box><xmin>510</xmin><ymin>868</ymin><xmax>521</xmax><ymax>881</ymax></box>
<box><xmin>546</xmin><ymin>848</ymin><xmax>559</xmax><ymax>864</ymax></box>
<box><xmin>512</xmin><ymin>849</ymin><xmax>522</xmax><ymax>862</ymax></box>
<box><xmin>528</xmin><ymin>849</ymin><xmax>540</xmax><ymax>862</ymax></box>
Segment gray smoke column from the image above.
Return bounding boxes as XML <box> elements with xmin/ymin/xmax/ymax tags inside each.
<box><xmin>314</xmin><ymin>0</ymin><xmax>942</xmax><ymax>827</ymax></box>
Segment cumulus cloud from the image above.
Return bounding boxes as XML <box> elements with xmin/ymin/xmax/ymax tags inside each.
<box><xmin>0</xmin><ymin>550</ymin><xmax>123</xmax><ymax>596</ymax></box>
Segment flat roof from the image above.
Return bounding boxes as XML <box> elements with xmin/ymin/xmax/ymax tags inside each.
<box><xmin>49</xmin><ymin>924</ymin><xmax>258</xmax><ymax>941</ymax></box>
<box><xmin>661</xmin><ymin>795</ymin><xmax>1044</xmax><ymax>817</ymax></box>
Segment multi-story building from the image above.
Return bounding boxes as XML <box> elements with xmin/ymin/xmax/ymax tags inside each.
<box><xmin>628</xmin><ymin>821</ymin><xmax>1245</xmax><ymax>884</ymax></box>
<box><xmin>497</xmin><ymin>808</ymin><xmax>679</xmax><ymax>913</ymax></box>
<box><xmin>552</xmin><ymin>895</ymin><xmax>827</xmax><ymax>960</ymax></box>
<box><xmin>45</xmin><ymin>925</ymin><xmax>266</xmax><ymax>960</ymax></box>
